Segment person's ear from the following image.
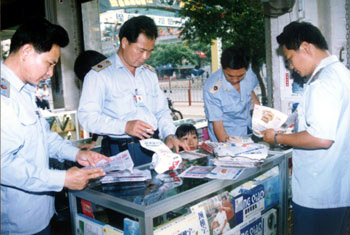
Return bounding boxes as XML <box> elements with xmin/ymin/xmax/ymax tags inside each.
<box><xmin>121</xmin><ymin>37</ymin><xmax>129</xmax><ymax>49</ymax></box>
<box><xmin>300</xmin><ymin>41</ymin><xmax>312</xmax><ymax>55</ymax></box>
<box><xmin>20</xmin><ymin>44</ymin><xmax>34</xmax><ymax>62</ymax></box>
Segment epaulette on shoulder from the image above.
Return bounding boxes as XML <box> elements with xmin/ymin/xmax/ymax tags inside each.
<box><xmin>143</xmin><ymin>64</ymin><xmax>156</xmax><ymax>73</ymax></box>
<box><xmin>1</xmin><ymin>78</ymin><xmax>10</xmax><ymax>97</ymax></box>
<box><xmin>92</xmin><ymin>59</ymin><xmax>112</xmax><ymax>72</ymax></box>
<box><xmin>209</xmin><ymin>79</ymin><xmax>222</xmax><ymax>95</ymax></box>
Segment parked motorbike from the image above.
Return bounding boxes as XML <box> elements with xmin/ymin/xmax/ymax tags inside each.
<box><xmin>163</xmin><ymin>89</ymin><xmax>183</xmax><ymax>121</ymax></box>
<box><xmin>167</xmin><ymin>97</ymin><xmax>183</xmax><ymax>121</ymax></box>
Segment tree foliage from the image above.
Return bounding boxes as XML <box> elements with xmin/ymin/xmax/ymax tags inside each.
<box><xmin>179</xmin><ymin>0</ymin><xmax>267</xmax><ymax>104</ymax></box>
<box><xmin>147</xmin><ymin>42</ymin><xmax>210</xmax><ymax>68</ymax></box>
<box><xmin>147</xmin><ymin>43</ymin><xmax>195</xmax><ymax>67</ymax></box>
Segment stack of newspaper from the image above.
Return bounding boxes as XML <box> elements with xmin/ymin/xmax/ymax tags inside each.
<box><xmin>100</xmin><ymin>169</ymin><xmax>152</xmax><ymax>184</ymax></box>
<box><xmin>85</xmin><ymin>150</ymin><xmax>152</xmax><ymax>184</ymax></box>
<box><xmin>213</xmin><ymin>143</ymin><xmax>269</xmax><ymax>168</ymax></box>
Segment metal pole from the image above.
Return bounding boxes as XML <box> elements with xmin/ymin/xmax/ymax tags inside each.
<box><xmin>188</xmin><ymin>79</ymin><xmax>192</xmax><ymax>106</ymax></box>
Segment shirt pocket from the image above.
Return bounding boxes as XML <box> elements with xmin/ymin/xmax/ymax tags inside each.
<box><xmin>222</xmin><ymin>96</ymin><xmax>243</xmax><ymax>115</ymax></box>
<box><xmin>18</xmin><ymin>109</ymin><xmax>40</xmax><ymax>149</ymax></box>
<box><xmin>110</xmin><ymin>91</ymin><xmax>136</xmax><ymax>117</ymax></box>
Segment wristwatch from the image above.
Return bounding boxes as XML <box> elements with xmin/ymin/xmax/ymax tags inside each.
<box><xmin>274</xmin><ymin>133</ymin><xmax>282</xmax><ymax>147</ymax></box>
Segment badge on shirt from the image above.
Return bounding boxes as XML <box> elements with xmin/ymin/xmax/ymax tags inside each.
<box><xmin>134</xmin><ymin>89</ymin><xmax>145</xmax><ymax>107</ymax></box>
<box><xmin>209</xmin><ymin>80</ymin><xmax>222</xmax><ymax>95</ymax></box>
<box><xmin>92</xmin><ymin>59</ymin><xmax>111</xmax><ymax>72</ymax></box>
<box><xmin>1</xmin><ymin>78</ymin><xmax>10</xmax><ymax>97</ymax></box>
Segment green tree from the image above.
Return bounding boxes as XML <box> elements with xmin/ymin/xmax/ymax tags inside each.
<box><xmin>147</xmin><ymin>43</ymin><xmax>196</xmax><ymax>67</ymax></box>
<box><xmin>179</xmin><ymin>0</ymin><xmax>267</xmax><ymax>104</ymax></box>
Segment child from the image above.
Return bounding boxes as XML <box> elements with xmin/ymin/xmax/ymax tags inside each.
<box><xmin>175</xmin><ymin>124</ymin><xmax>199</xmax><ymax>150</ymax></box>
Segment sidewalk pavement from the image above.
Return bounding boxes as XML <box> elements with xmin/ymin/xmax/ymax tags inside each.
<box><xmin>173</xmin><ymin>102</ymin><xmax>205</xmax><ymax>119</ymax></box>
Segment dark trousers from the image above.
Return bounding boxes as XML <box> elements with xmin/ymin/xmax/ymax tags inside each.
<box><xmin>32</xmin><ymin>222</ymin><xmax>51</xmax><ymax>235</ymax></box>
<box><xmin>101</xmin><ymin>131</ymin><xmax>159</xmax><ymax>167</ymax></box>
<box><xmin>292</xmin><ymin>201</ymin><xmax>350</xmax><ymax>235</ymax></box>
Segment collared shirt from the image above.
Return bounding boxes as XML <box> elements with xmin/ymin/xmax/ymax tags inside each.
<box><xmin>1</xmin><ymin>62</ymin><xmax>78</xmax><ymax>235</ymax></box>
<box><xmin>293</xmin><ymin>55</ymin><xmax>350</xmax><ymax>208</ymax></box>
<box><xmin>203</xmin><ymin>68</ymin><xmax>258</xmax><ymax>142</ymax></box>
<box><xmin>78</xmin><ymin>54</ymin><xmax>175</xmax><ymax>139</ymax></box>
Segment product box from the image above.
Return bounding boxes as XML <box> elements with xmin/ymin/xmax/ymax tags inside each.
<box><xmin>258</xmin><ymin>176</ymin><xmax>281</xmax><ymax>211</ymax></box>
<box><xmin>226</xmin><ymin>212</ymin><xmax>262</xmax><ymax>235</ymax></box>
<box><xmin>190</xmin><ymin>191</ymin><xmax>235</xmax><ymax>234</ymax></box>
<box><xmin>76</xmin><ymin>213</ymin><xmax>105</xmax><ymax>235</ymax></box>
<box><xmin>103</xmin><ymin>225</ymin><xmax>123</xmax><ymax>235</ymax></box>
<box><xmin>123</xmin><ymin>218</ymin><xmax>139</xmax><ymax>235</ymax></box>
<box><xmin>232</xmin><ymin>184</ymin><xmax>265</xmax><ymax>226</ymax></box>
<box><xmin>154</xmin><ymin>208</ymin><xmax>209</xmax><ymax>235</ymax></box>
<box><xmin>262</xmin><ymin>208</ymin><xmax>277</xmax><ymax>235</ymax></box>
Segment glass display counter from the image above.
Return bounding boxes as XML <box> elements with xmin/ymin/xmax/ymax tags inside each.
<box><xmin>68</xmin><ymin>148</ymin><xmax>292</xmax><ymax>234</ymax></box>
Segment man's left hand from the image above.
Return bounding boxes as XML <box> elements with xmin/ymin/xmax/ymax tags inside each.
<box><xmin>76</xmin><ymin>150</ymin><xmax>110</xmax><ymax>167</ymax></box>
<box><xmin>262</xmin><ymin>129</ymin><xmax>277</xmax><ymax>145</ymax></box>
<box><xmin>165</xmin><ymin>135</ymin><xmax>189</xmax><ymax>153</ymax></box>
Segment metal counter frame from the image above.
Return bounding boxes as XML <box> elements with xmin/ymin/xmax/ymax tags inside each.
<box><xmin>68</xmin><ymin>149</ymin><xmax>292</xmax><ymax>234</ymax></box>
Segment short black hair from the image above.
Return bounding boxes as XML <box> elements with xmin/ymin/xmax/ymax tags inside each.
<box><xmin>118</xmin><ymin>15</ymin><xmax>158</xmax><ymax>44</ymax></box>
<box><xmin>276</xmin><ymin>21</ymin><xmax>328</xmax><ymax>50</ymax></box>
<box><xmin>10</xmin><ymin>18</ymin><xmax>69</xmax><ymax>54</ymax></box>
<box><xmin>221</xmin><ymin>46</ymin><xmax>250</xmax><ymax>70</ymax></box>
<box><xmin>74</xmin><ymin>50</ymin><xmax>107</xmax><ymax>81</ymax></box>
<box><xmin>175</xmin><ymin>124</ymin><xmax>198</xmax><ymax>139</ymax></box>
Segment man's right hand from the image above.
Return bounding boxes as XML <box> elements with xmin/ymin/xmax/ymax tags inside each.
<box><xmin>125</xmin><ymin>120</ymin><xmax>154</xmax><ymax>139</ymax></box>
<box><xmin>64</xmin><ymin>167</ymin><xmax>106</xmax><ymax>190</ymax></box>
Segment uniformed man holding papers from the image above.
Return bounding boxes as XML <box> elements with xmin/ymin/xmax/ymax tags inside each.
<box><xmin>78</xmin><ymin>15</ymin><xmax>188</xmax><ymax>166</ymax></box>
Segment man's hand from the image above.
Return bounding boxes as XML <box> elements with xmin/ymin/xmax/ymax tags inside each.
<box><xmin>165</xmin><ymin>135</ymin><xmax>189</xmax><ymax>152</ymax></box>
<box><xmin>262</xmin><ymin>129</ymin><xmax>277</xmax><ymax>145</ymax></box>
<box><xmin>64</xmin><ymin>167</ymin><xmax>106</xmax><ymax>190</ymax></box>
<box><xmin>76</xmin><ymin>150</ymin><xmax>110</xmax><ymax>167</ymax></box>
<box><xmin>125</xmin><ymin>120</ymin><xmax>154</xmax><ymax>139</ymax></box>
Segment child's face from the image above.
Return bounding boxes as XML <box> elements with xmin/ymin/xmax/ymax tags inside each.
<box><xmin>179</xmin><ymin>132</ymin><xmax>199</xmax><ymax>150</ymax></box>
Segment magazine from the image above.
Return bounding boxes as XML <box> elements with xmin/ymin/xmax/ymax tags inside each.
<box><xmin>252</xmin><ymin>105</ymin><xmax>288</xmax><ymax>137</ymax></box>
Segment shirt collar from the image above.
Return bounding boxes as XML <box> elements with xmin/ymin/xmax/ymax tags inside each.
<box><xmin>112</xmin><ymin>53</ymin><xmax>146</xmax><ymax>73</ymax></box>
<box><xmin>307</xmin><ymin>55</ymin><xmax>339</xmax><ymax>85</ymax></box>
<box><xmin>1</xmin><ymin>62</ymin><xmax>27</xmax><ymax>92</ymax></box>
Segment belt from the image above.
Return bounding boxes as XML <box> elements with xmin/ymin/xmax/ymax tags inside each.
<box><xmin>104</xmin><ymin>129</ymin><xmax>159</xmax><ymax>146</ymax></box>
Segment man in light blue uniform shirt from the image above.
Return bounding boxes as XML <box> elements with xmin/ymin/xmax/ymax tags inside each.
<box><xmin>263</xmin><ymin>21</ymin><xmax>350</xmax><ymax>234</ymax></box>
<box><xmin>78</xmin><ymin>16</ymin><xmax>187</xmax><ymax>166</ymax></box>
<box><xmin>203</xmin><ymin>46</ymin><xmax>260</xmax><ymax>142</ymax></box>
<box><xmin>1</xmin><ymin>18</ymin><xmax>108</xmax><ymax>235</ymax></box>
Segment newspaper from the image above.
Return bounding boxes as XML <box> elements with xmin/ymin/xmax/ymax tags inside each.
<box><xmin>179</xmin><ymin>166</ymin><xmax>215</xmax><ymax>179</ymax></box>
<box><xmin>252</xmin><ymin>105</ymin><xmax>288</xmax><ymax>137</ymax></box>
<box><xmin>99</xmin><ymin>169</ymin><xmax>151</xmax><ymax>184</ymax></box>
<box><xmin>179</xmin><ymin>148</ymin><xmax>209</xmax><ymax>161</ymax></box>
<box><xmin>179</xmin><ymin>165</ymin><xmax>244</xmax><ymax>180</ymax></box>
<box><xmin>214</xmin><ymin>143</ymin><xmax>268</xmax><ymax>160</ymax></box>
<box><xmin>207</xmin><ymin>167</ymin><xmax>244</xmax><ymax>180</ymax></box>
<box><xmin>84</xmin><ymin>150</ymin><xmax>134</xmax><ymax>173</ymax></box>
<box><xmin>227</xmin><ymin>136</ymin><xmax>254</xmax><ymax>145</ymax></box>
